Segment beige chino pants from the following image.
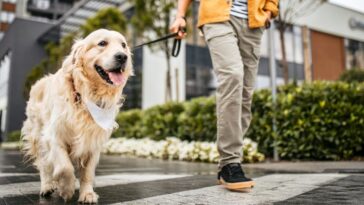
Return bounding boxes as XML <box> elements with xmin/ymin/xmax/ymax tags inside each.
<box><xmin>203</xmin><ymin>15</ymin><xmax>264</xmax><ymax>169</ymax></box>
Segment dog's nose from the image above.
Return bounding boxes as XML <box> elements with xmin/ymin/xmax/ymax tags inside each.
<box><xmin>114</xmin><ymin>53</ymin><xmax>127</xmax><ymax>64</ymax></box>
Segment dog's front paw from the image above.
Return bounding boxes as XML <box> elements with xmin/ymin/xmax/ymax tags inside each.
<box><xmin>59</xmin><ymin>186</ymin><xmax>75</xmax><ymax>201</ymax></box>
<box><xmin>40</xmin><ymin>183</ymin><xmax>55</xmax><ymax>197</ymax></box>
<box><xmin>78</xmin><ymin>191</ymin><xmax>99</xmax><ymax>204</ymax></box>
<box><xmin>58</xmin><ymin>176</ymin><xmax>76</xmax><ymax>201</ymax></box>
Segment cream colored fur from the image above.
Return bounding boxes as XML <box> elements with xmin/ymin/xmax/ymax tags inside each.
<box><xmin>21</xmin><ymin>29</ymin><xmax>133</xmax><ymax>203</ymax></box>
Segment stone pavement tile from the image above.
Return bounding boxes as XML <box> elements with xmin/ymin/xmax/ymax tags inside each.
<box><xmin>1</xmin><ymin>195</ymin><xmax>35</xmax><ymax>205</ymax></box>
<box><xmin>0</xmin><ymin>181</ymin><xmax>42</xmax><ymax>197</ymax></box>
<box><xmin>245</xmin><ymin>161</ymin><xmax>364</xmax><ymax>173</ymax></box>
<box><xmin>0</xmin><ymin>175</ymin><xmax>40</xmax><ymax>185</ymax></box>
<box><xmin>119</xmin><ymin>174</ymin><xmax>348</xmax><ymax>205</ymax></box>
<box><xmin>274</xmin><ymin>175</ymin><xmax>364</xmax><ymax>205</ymax></box>
<box><xmin>95</xmin><ymin>175</ymin><xmax>216</xmax><ymax>204</ymax></box>
<box><xmin>0</xmin><ymin>150</ymin><xmax>37</xmax><ymax>174</ymax></box>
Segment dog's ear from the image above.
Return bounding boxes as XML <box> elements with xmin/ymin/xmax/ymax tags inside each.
<box><xmin>70</xmin><ymin>39</ymin><xmax>85</xmax><ymax>66</ymax></box>
<box><xmin>62</xmin><ymin>39</ymin><xmax>85</xmax><ymax>71</ymax></box>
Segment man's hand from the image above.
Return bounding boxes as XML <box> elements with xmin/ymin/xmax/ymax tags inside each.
<box><xmin>264</xmin><ymin>10</ymin><xmax>272</xmax><ymax>28</ymax></box>
<box><xmin>170</xmin><ymin>16</ymin><xmax>187</xmax><ymax>39</ymax></box>
<box><xmin>265</xmin><ymin>10</ymin><xmax>272</xmax><ymax>22</ymax></box>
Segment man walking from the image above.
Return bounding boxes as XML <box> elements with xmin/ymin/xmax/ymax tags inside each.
<box><xmin>170</xmin><ymin>0</ymin><xmax>278</xmax><ymax>190</ymax></box>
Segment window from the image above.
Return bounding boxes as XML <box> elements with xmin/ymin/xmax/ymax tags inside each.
<box><xmin>345</xmin><ymin>39</ymin><xmax>364</xmax><ymax>69</ymax></box>
<box><xmin>0</xmin><ymin>11</ymin><xmax>15</xmax><ymax>23</ymax></box>
<box><xmin>185</xmin><ymin>45</ymin><xmax>215</xmax><ymax>99</ymax></box>
<box><xmin>34</xmin><ymin>0</ymin><xmax>50</xmax><ymax>10</ymax></box>
<box><xmin>260</xmin><ymin>24</ymin><xmax>303</xmax><ymax>64</ymax></box>
<box><xmin>3</xmin><ymin>0</ymin><xmax>17</xmax><ymax>3</ymax></box>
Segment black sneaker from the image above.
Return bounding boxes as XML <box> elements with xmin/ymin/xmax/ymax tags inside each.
<box><xmin>217</xmin><ymin>163</ymin><xmax>255</xmax><ymax>190</ymax></box>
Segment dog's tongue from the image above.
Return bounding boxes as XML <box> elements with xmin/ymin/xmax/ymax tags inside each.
<box><xmin>108</xmin><ymin>72</ymin><xmax>125</xmax><ymax>86</ymax></box>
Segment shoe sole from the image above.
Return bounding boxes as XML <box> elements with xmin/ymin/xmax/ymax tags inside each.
<box><xmin>218</xmin><ymin>178</ymin><xmax>255</xmax><ymax>190</ymax></box>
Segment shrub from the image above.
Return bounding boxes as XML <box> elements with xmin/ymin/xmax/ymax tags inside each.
<box><xmin>177</xmin><ymin>97</ymin><xmax>216</xmax><ymax>142</ymax></box>
<box><xmin>113</xmin><ymin>109</ymin><xmax>143</xmax><ymax>139</ymax></box>
<box><xmin>339</xmin><ymin>69</ymin><xmax>364</xmax><ymax>83</ymax></box>
<box><xmin>6</xmin><ymin>131</ymin><xmax>21</xmax><ymax>142</ymax></box>
<box><xmin>141</xmin><ymin>102</ymin><xmax>185</xmax><ymax>141</ymax></box>
<box><xmin>248</xmin><ymin>81</ymin><xmax>364</xmax><ymax>160</ymax></box>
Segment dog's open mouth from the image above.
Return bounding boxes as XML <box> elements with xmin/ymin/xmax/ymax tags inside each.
<box><xmin>95</xmin><ymin>64</ymin><xmax>126</xmax><ymax>86</ymax></box>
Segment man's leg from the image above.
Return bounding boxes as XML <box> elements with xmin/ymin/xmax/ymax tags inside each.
<box><xmin>230</xmin><ymin>17</ymin><xmax>264</xmax><ymax>138</ymax></box>
<box><xmin>207</xmin><ymin>17</ymin><xmax>263</xmax><ymax>191</ymax></box>
<box><xmin>203</xmin><ymin>22</ymin><xmax>245</xmax><ymax>169</ymax></box>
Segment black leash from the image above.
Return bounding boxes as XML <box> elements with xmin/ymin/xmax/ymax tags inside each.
<box><xmin>133</xmin><ymin>28</ymin><xmax>186</xmax><ymax>57</ymax></box>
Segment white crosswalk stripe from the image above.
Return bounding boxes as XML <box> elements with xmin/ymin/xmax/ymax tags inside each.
<box><xmin>0</xmin><ymin>173</ymin><xmax>38</xmax><ymax>177</ymax></box>
<box><xmin>116</xmin><ymin>174</ymin><xmax>347</xmax><ymax>205</ymax></box>
<box><xmin>0</xmin><ymin>173</ymin><xmax>190</xmax><ymax>197</ymax></box>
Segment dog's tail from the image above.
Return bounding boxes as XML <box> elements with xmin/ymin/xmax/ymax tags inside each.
<box><xmin>21</xmin><ymin>77</ymin><xmax>48</xmax><ymax>165</ymax></box>
<box><xmin>21</xmin><ymin>118</ymin><xmax>40</xmax><ymax>165</ymax></box>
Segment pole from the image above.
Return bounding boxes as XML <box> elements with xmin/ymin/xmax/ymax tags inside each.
<box><xmin>268</xmin><ymin>21</ymin><xmax>279</xmax><ymax>161</ymax></box>
<box><xmin>53</xmin><ymin>0</ymin><xmax>59</xmax><ymax>20</ymax></box>
<box><xmin>302</xmin><ymin>26</ymin><xmax>312</xmax><ymax>82</ymax></box>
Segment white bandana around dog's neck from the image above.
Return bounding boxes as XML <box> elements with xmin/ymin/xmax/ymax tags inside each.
<box><xmin>84</xmin><ymin>99</ymin><xmax>117</xmax><ymax>131</ymax></box>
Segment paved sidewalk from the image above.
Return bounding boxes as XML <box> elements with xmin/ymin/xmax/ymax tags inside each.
<box><xmin>0</xmin><ymin>149</ymin><xmax>363</xmax><ymax>204</ymax></box>
<box><xmin>244</xmin><ymin>161</ymin><xmax>364</xmax><ymax>173</ymax></box>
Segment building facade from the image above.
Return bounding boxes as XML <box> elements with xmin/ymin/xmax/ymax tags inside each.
<box><xmin>0</xmin><ymin>0</ymin><xmax>78</xmax><ymax>140</ymax></box>
<box><xmin>294</xmin><ymin>2</ymin><xmax>364</xmax><ymax>80</ymax></box>
<box><xmin>0</xmin><ymin>0</ymin><xmax>78</xmax><ymax>40</ymax></box>
<box><xmin>0</xmin><ymin>18</ymin><xmax>52</xmax><ymax>140</ymax></box>
<box><xmin>0</xmin><ymin>0</ymin><xmax>17</xmax><ymax>39</ymax></box>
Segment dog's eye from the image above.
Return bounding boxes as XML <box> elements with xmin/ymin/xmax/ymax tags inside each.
<box><xmin>98</xmin><ymin>41</ymin><xmax>108</xmax><ymax>47</ymax></box>
<box><xmin>121</xmin><ymin>42</ymin><xmax>126</xmax><ymax>48</ymax></box>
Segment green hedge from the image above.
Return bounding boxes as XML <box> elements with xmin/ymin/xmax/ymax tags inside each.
<box><xmin>114</xmin><ymin>98</ymin><xmax>216</xmax><ymax>141</ymax></box>
<box><xmin>142</xmin><ymin>103</ymin><xmax>185</xmax><ymax>141</ymax></box>
<box><xmin>249</xmin><ymin>82</ymin><xmax>364</xmax><ymax>160</ymax></box>
<box><xmin>177</xmin><ymin>97</ymin><xmax>216</xmax><ymax>142</ymax></box>
<box><xmin>339</xmin><ymin>69</ymin><xmax>364</xmax><ymax>83</ymax></box>
<box><xmin>114</xmin><ymin>81</ymin><xmax>364</xmax><ymax>160</ymax></box>
<box><xmin>6</xmin><ymin>131</ymin><xmax>21</xmax><ymax>142</ymax></box>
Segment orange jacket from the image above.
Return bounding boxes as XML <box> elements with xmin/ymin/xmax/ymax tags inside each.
<box><xmin>198</xmin><ymin>0</ymin><xmax>279</xmax><ymax>28</ymax></box>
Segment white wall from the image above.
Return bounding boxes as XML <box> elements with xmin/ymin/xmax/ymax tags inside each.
<box><xmin>0</xmin><ymin>52</ymin><xmax>11</xmax><ymax>132</ymax></box>
<box><xmin>142</xmin><ymin>41</ymin><xmax>186</xmax><ymax>109</ymax></box>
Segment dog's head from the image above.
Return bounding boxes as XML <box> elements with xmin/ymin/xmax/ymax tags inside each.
<box><xmin>68</xmin><ymin>29</ymin><xmax>133</xmax><ymax>87</ymax></box>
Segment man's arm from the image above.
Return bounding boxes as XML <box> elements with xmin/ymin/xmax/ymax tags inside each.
<box><xmin>170</xmin><ymin>0</ymin><xmax>193</xmax><ymax>39</ymax></box>
<box><xmin>264</xmin><ymin>0</ymin><xmax>279</xmax><ymax>18</ymax></box>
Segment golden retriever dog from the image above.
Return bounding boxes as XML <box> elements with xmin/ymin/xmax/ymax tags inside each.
<box><xmin>21</xmin><ymin>29</ymin><xmax>133</xmax><ymax>203</ymax></box>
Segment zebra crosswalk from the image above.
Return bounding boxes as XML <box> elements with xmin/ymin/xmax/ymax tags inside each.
<box><xmin>116</xmin><ymin>174</ymin><xmax>347</xmax><ymax>205</ymax></box>
<box><xmin>0</xmin><ymin>172</ymin><xmax>352</xmax><ymax>205</ymax></box>
<box><xmin>0</xmin><ymin>173</ymin><xmax>190</xmax><ymax>198</ymax></box>
<box><xmin>0</xmin><ymin>150</ymin><xmax>363</xmax><ymax>205</ymax></box>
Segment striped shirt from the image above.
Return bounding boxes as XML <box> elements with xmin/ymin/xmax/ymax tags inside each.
<box><xmin>230</xmin><ymin>0</ymin><xmax>248</xmax><ymax>19</ymax></box>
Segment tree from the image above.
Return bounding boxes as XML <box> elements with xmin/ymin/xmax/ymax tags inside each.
<box><xmin>24</xmin><ymin>7</ymin><xmax>127</xmax><ymax>98</ymax></box>
<box><xmin>81</xmin><ymin>7</ymin><xmax>127</xmax><ymax>36</ymax></box>
<box><xmin>277</xmin><ymin>0</ymin><xmax>326</xmax><ymax>84</ymax></box>
<box><xmin>129</xmin><ymin>0</ymin><xmax>176</xmax><ymax>102</ymax></box>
